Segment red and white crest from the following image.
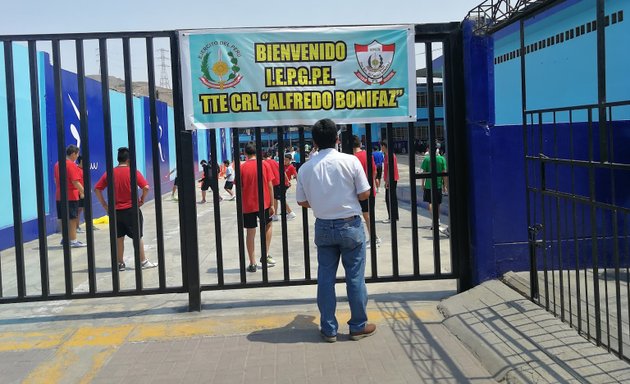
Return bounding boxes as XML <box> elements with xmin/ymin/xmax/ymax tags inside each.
<box><xmin>354</xmin><ymin>40</ymin><xmax>396</xmax><ymax>85</ymax></box>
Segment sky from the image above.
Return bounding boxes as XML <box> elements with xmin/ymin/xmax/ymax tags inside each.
<box><xmin>0</xmin><ymin>0</ymin><xmax>484</xmax><ymax>82</ymax></box>
<box><xmin>0</xmin><ymin>0</ymin><xmax>483</xmax><ymax>34</ymax></box>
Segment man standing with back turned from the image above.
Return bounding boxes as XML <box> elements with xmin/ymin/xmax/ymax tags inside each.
<box><xmin>296</xmin><ymin>118</ymin><xmax>376</xmax><ymax>342</ymax></box>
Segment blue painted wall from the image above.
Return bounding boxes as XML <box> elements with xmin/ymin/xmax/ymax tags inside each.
<box><xmin>0</xmin><ymin>46</ymin><xmax>189</xmax><ymax>250</ymax></box>
<box><xmin>465</xmin><ymin>0</ymin><xmax>630</xmax><ymax>283</ymax></box>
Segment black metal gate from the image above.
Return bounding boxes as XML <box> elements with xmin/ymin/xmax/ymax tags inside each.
<box><xmin>519</xmin><ymin>2</ymin><xmax>630</xmax><ymax>360</ymax></box>
<box><xmin>0</xmin><ymin>23</ymin><xmax>470</xmax><ymax>311</ymax></box>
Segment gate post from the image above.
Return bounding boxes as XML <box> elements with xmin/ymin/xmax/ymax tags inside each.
<box><xmin>171</xmin><ymin>33</ymin><xmax>201</xmax><ymax>311</ymax></box>
<box><xmin>460</xmin><ymin>20</ymin><xmax>495</xmax><ymax>288</ymax></box>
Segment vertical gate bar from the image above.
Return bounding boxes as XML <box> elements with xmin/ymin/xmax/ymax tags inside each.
<box><xmin>365</xmin><ymin>124</ymin><xmax>378</xmax><ymax>278</ymax></box>
<box><xmin>520</xmin><ymin>19</ymin><xmax>538</xmax><ymax>301</ymax></box>
<box><xmin>52</xmin><ymin>39</ymin><xmax>74</xmax><ymax>296</ymax></box>
<box><xmin>583</xmin><ymin>203</ymin><xmax>591</xmax><ymax>338</ymax></box>
<box><xmin>122</xmin><ymin>37</ymin><xmax>143</xmax><ymax>291</ymax></box>
<box><xmin>255</xmin><ymin>128</ymin><xmax>269</xmax><ymax>283</ymax></box>
<box><xmin>547</xmin><ymin>190</ymin><xmax>556</xmax><ymax>317</ymax></box>
<box><xmin>538</xmin><ymin>112</ymin><xmax>549</xmax><ymax>310</ymax></box>
<box><xmin>613</xmin><ymin>209</ymin><xmax>622</xmax><ymax>356</ymax></box>
<box><xmin>444</xmin><ymin>29</ymin><xmax>470</xmax><ymax>290</ymax></box>
<box><xmin>299</xmin><ymin>126</ymin><xmax>311</xmax><ymax>280</ymax></box>
<box><xmin>75</xmin><ymin>39</ymin><xmax>97</xmax><ymax>294</ymax></box>
<box><xmin>596</xmin><ymin>0</ymin><xmax>608</xmax><ymax>164</ymax></box>
<box><xmin>99</xmin><ymin>38</ymin><xmax>120</xmax><ymax>292</ymax></box>
<box><xmin>425</xmin><ymin>42</ymin><xmax>441</xmax><ymax>276</ymax></box>
<box><xmin>561</xmin><ymin>199</ymin><xmax>573</xmax><ymax>327</ymax></box>
<box><xmin>28</xmin><ymin>40</ymin><xmax>50</xmax><ymax>297</ymax></box>
<box><xmin>553</xmin><ymin>111</ymin><xmax>565</xmax><ymax>322</ymax></box>
<box><xmin>385</xmin><ymin>123</ymin><xmax>399</xmax><ymax>277</ymax></box>
<box><xmin>602</xmin><ymin>210</ymin><xmax>610</xmax><ymax>352</ymax></box>
<box><xmin>407</xmin><ymin>121</ymin><xmax>419</xmax><ymax>275</ymax></box>
<box><xmin>277</xmin><ymin>127</ymin><xmax>290</xmax><ymax>281</ymax></box>
<box><xmin>233</xmin><ymin>128</ymin><xmax>246</xmax><ymax>283</ymax></box>
<box><xmin>608</xmin><ymin>107</ymin><xmax>623</xmax><ymax>357</ymax></box>
<box><xmin>209</xmin><ymin>129</ymin><xmax>225</xmax><ymax>286</ymax></box>
<box><xmin>563</xmin><ymin>195</ymin><xmax>572</xmax><ymax>327</ymax></box>
<box><xmin>170</xmin><ymin>33</ymin><xmax>200</xmax><ymax>310</ymax></box>
<box><xmin>145</xmin><ymin>37</ymin><xmax>167</xmax><ymax>289</ymax></box>
<box><xmin>569</xmin><ymin>110</ymin><xmax>582</xmax><ymax>333</ymax></box>
<box><xmin>4</xmin><ymin>41</ymin><xmax>26</xmax><ymax>298</ymax></box>
<box><xmin>587</xmin><ymin>106</ymin><xmax>602</xmax><ymax>345</ymax></box>
<box><xmin>625</xmin><ymin>214</ymin><xmax>630</xmax><ymax>343</ymax></box>
<box><xmin>424</xmin><ymin>42</ymin><xmax>440</xmax><ymax>276</ymax></box>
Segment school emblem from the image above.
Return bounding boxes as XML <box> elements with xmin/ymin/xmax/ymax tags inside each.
<box><xmin>200</xmin><ymin>43</ymin><xmax>243</xmax><ymax>90</ymax></box>
<box><xmin>354</xmin><ymin>40</ymin><xmax>396</xmax><ymax>85</ymax></box>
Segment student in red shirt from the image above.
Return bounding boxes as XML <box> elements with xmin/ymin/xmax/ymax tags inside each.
<box><xmin>54</xmin><ymin>144</ymin><xmax>86</xmax><ymax>247</ymax></box>
<box><xmin>240</xmin><ymin>142</ymin><xmax>276</xmax><ymax>272</ymax></box>
<box><xmin>94</xmin><ymin>147</ymin><xmax>157</xmax><ymax>271</ymax></box>
<box><xmin>381</xmin><ymin>141</ymin><xmax>399</xmax><ymax>223</ymax></box>
<box><xmin>352</xmin><ymin>136</ymin><xmax>379</xmax><ymax>247</ymax></box>
<box><xmin>270</xmin><ymin>153</ymin><xmax>298</xmax><ymax>222</ymax></box>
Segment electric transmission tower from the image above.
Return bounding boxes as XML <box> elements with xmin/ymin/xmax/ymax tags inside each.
<box><xmin>157</xmin><ymin>48</ymin><xmax>171</xmax><ymax>89</ymax></box>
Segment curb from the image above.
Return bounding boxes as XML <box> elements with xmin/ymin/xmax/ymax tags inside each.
<box><xmin>438</xmin><ymin>279</ymin><xmax>630</xmax><ymax>383</ymax></box>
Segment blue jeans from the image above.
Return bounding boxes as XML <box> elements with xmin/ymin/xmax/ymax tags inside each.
<box><xmin>314</xmin><ymin>216</ymin><xmax>368</xmax><ymax>336</ymax></box>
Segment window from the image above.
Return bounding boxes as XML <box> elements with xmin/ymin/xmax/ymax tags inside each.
<box><xmin>434</xmin><ymin>90</ymin><xmax>444</xmax><ymax>107</ymax></box>
<box><xmin>418</xmin><ymin>92</ymin><xmax>428</xmax><ymax>107</ymax></box>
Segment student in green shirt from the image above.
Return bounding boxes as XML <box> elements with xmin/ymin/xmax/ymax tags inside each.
<box><xmin>421</xmin><ymin>145</ymin><xmax>448</xmax><ymax>233</ymax></box>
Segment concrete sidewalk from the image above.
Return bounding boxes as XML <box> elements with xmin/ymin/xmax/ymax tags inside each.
<box><xmin>0</xmin><ymin>281</ymin><xmax>496</xmax><ymax>384</ymax></box>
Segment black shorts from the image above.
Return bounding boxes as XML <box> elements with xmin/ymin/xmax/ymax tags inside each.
<box><xmin>273</xmin><ymin>185</ymin><xmax>287</xmax><ymax>200</ymax></box>
<box><xmin>359</xmin><ymin>199</ymin><xmax>369</xmax><ymax>213</ymax></box>
<box><xmin>174</xmin><ymin>176</ymin><xmax>180</xmax><ymax>186</ymax></box>
<box><xmin>376</xmin><ymin>166</ymin><xmax>383</xmax><ymax>180</ymax></box>
<box><xmin>78</xmin><ymin>198</ymin><xmax>85</xmax><ymax>208</ymax></box>
<box><xmin>224</xmin><ymin>181</ymin><xmax>234</xmax><ymax>190</ymax></box>
<box><xmin>201</xmin><ymin>178</ymin><xmax>212</xmax><ymax>191</ymax></box>
<box><xmin>116</xmin><ymin>208</ymin><xmax>144</xmax><ymax>239</ymax></box>
<box><xmin>423</xmin><ymin>188</ymin><xmax>443</xmax><ymax>205</ymax></box>
<box><xmin>243</xmin><ymin>208</ymin><xmax>272</xmax><ymax>229</ymax></box>
<box><xmin>56</xmin><ymin>200</ymin><xmax>79</xmax><ymax>219</ymax></box>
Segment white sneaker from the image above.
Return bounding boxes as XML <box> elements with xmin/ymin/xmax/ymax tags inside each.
<box><xmin>287</xmin><ymin>212</ymin><xmax>297</xmax><ymax>220</ymax></box>
<box><xmin>381</xmin><ymin>219</ymin><xmax>390</xmax><ymax>224</ymax></box>
<box><xmin>375</xmin><ymin>237</ymin><xmax>382</xmax><ymax>245</ymax></box>
<box><xmin>141</xmin><ymin>260</ymin><xmax>158</xmax><ymax>269</ymax></box>
<box><xmin>271</xmin><ymin>215</ymin><xmax>279</xmax><ymax>222</ymax></box>
<box><xmin>70</xmin><ymin>240</ymin><xmax>87</xmax><ymax>248</ymax></box>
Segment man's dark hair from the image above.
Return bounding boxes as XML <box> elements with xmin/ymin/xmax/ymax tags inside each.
<box><xmin>244</xmin><ymin>141</ymin><xmax>256</xmax><ymax>156</ymax></box>
<box><xmin>223</xmin><ymin>159</ymin><xmax>231</xmax><ymax>165</ymax></box>
<box><xmin>352</xmin><ymin>135</ymin><xmax>361</xmax><ymax>149</ymax></box>
<box><xmin>312</xmin><ymin>118</ymin><xmax>338</xmax><ymax>150</ymax></box>
<box><xmin>66</xmin><ymin>144</ymin><xmax>80</xmax><ymax>156</ymax></box>
<box><xmin>373</xmin><ymin>146</ymin><xmax>379</xmax><ymax>152</ymax></box>
<box><xmin>380</xmin><ymin>141</ymin><xmax>388</xmax><ymax>149</ymax></box>
<box><xmin>284</xmin><ymin>153</ymin><xmax>293</xmax><ymax>160</ymax></box>
<box><xmin>200</xmin><ymin>159</ymin><xmax>207</xmax><ymax>165</ymax></box>
<box><xmin>117</xmin><ymin>147</ymin><xmax>130</xmax><ymax>163</ymax></box>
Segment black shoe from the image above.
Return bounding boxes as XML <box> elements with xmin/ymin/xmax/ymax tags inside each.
<box><xmin>118</xmin><ymin>262</ymin><xmax>126</xmax><ymax>271</ymax></box>
<box><xmin>247</xmin><ymin>264</ymin><xmax>257</xmax><ymax>273</ymax></box>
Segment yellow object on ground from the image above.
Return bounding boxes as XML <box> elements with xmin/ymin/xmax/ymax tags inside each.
<box><xmin>93</xmin><ymin>216</ymin><xmax>109</xmax><ymax>225</ymax></box>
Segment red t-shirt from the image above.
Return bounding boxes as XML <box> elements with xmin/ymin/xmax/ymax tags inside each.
<box><xmin>264</xmin><ymin>158</ymin><xmax>280</xmax><ymax>186</ymax></box>
<box><xmin>284</xmin><ymin>164</ymin><xmax>297</xmax><ymax>187</ymax></box>
<box><xmin>94</xmin><ymin>166</ymin><xmax>149</xmax><ymax>210</ymax></box>
<box><xmin>384</xmin><ymin>153</ymin><xmax>400</xmax><ymax>182</ymax></box>
<box><xmin>54</xmin><ymin>159</ymin><xmax>82</xmax><ymax>201</ymax></box>
<box><xmin>354</xmin><ymin>150</ymin><xmax>377</xmax><ymax>195</ymax></box>
<box><xmin>240</xmin><ymin>158</ymin><xmax>273</xmax><ymax>214</ymax></box>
